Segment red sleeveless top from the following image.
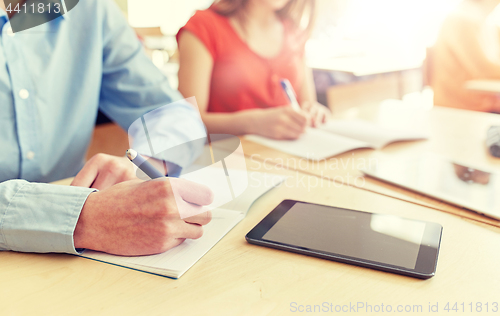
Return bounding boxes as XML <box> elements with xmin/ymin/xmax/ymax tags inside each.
<box><xmin>177</xmin><ymin>8</ymin><xmax>306</xmax><ymax>113</ymax></box>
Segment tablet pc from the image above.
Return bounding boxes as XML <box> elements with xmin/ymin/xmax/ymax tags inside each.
<box><xmin>362</xmin><ymin>153</ymin><xmax>500</xmax><ymax>220</ymax></box>
<box><xmin>246</xmin><ymin>200</ymin><xmax>442</xmax><ymax>279</ymax></box>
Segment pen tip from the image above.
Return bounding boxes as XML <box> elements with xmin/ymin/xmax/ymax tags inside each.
<box><xmin>126</xmin><ymin>149</ymin><xmax>137</xmax><ymax>160</ymax></box>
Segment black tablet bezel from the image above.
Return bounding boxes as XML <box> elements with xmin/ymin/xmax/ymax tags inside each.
<box><xmin>246</xmin><ymin>200</ymin><xmax>442</xmax><ymax>279</ymax></box>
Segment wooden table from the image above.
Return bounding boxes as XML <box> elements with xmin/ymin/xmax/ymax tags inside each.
<box><xmin>213</xmin><ymin>106</ymin><xmax>500</xmax><ymax>228</ymax></box>
<box><xmin>2</xmin><ymin>106</ymin><xmax>500</xmax><ymax>315</ymax></box>
<box><xmin>1</xmin><ymin>154</ymin><xmax>500</xmax><ymax>315</ymax></box>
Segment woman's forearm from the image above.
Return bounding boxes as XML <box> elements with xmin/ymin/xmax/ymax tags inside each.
<box><xmin>201</xmin><ymin>110</ymin><xmax>257</xmax><ymax>136</ymax></box>
<box><xmin>300</xmin><ymin>62</ymin><xmax>318</xmax><ymax>105</ymax></box>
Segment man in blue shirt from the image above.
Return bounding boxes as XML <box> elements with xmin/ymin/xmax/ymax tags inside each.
<box><xmin>0</xmin><ymin>0</ymin><xmax>213</xmax><ymax>256</ymax></box>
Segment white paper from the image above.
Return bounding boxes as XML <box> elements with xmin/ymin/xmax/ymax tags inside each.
<box><xmin>246</xmin><ymin>128</ymin><xmax>371</xmax><ymax>160</ymax></box>
<box><xmin>319</xmin><ymin>120</ymin><xmax>428</xmax><ymax>149</ymax></box>
<box><xmin>82</xmin><ymin>208</ymin><xmax>244</xmax><ymax>278</ymax></box>
<box><xmin>80</xmin><ymin>171</ymin><xmax>286</xmax><ymax>278</ymax></box>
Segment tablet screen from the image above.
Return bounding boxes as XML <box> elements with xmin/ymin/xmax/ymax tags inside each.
<box><xmin>262</xmin><ymin>202</ymin><xmax>426</xmax><ymax>269</ymax></box>
<box><xmin>363</xmin><ymin>154</ymin><xmax>500</xmax><ymax>219</ymax></box>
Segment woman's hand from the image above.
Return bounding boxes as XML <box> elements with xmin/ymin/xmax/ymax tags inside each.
<box><xmin>246</xmin><ymin>106</ymin><xmax>308</xmax><ymax>140</ymax></box>
<box><xmin>301</xmin><ymin>101</ymin><xmax>331</xmax><ymax>127</ymax></box>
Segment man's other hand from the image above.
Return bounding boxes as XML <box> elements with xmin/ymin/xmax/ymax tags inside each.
<box><xmin>71</xmin><ymin>154</ymin><xmax>136</xmax><ymax>190</ymax></box>
<box><xmin>73</xmin><ymin>178</ymin><xmax>214</xmax><ymax>256</ymax></box>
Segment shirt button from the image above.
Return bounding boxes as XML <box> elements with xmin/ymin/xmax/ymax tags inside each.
<box><xmin>6</xmin><ymin>27</ymin><xmax>14</xmax><ymax>37</ymax></box>
<box><xmin>26</xmin><ymin>151</ymin><xmax>35</xmax><ymax>160</ymax></box>
<box><xmin>19</xmin><ymin>89</ymin><xmax>29</xmax><ymax>99</ymax></box>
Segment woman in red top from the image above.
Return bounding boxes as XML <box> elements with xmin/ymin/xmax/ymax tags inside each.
<box><xmin>177</xmin><ymin>0</ymin><xmax>329</xmax><ymax>140</ymax></box>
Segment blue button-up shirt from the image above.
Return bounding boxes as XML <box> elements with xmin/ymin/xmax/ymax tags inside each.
<box><xmin>0</xmin><ymin>0</ymin><xmax>206</xmax><ymax>254</ymax></box>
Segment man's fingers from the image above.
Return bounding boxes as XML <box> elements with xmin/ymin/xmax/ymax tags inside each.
<box><xmin>71</xmin><ymin>163</ymin><xmax>98</xmax><ymax>188</ymax></box>
<box><xmin>71</xmin><ymin>155</ymin><xmax>138</xmax><ymax>189</ymax></box>
<box><xmin>177</xmin><ymin>222</ymin><xmax>204</xmax><ymax>240</ymax></box>
<box><xmin>168</xmin><ymin>178</ymin><xmax>214</xmax><ymax>219</ymax></box>
<box><xmin>176</xmin><ymin>199</ymin><xmax>212</xmax><ymax>219</ymax></box>
<box><xmin>91</xmin><ymin>173</ymin><xmax>120</xmax><ymax>191</ymax></box>
<box><xmin>171</xmin><ymin>178</ymin><xmax>214</xmax><ymax>206</ymax></box>
<box><xmin>163</xmin><ymin>238</ymin><xmax>186</xmax><ymax>251</ymax></box>
<box><xmin>184</xmin><ymin>210</ymin><xmax>212</xmax><ymax>226</ymax></box>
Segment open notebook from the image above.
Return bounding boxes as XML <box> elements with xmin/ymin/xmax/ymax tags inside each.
<box><xmin>246</xmin><ymin>120</ymin><xmax>428</xmax><ymax>160</ymax></box>
<box><xmin>80</xmin><ymin>169</ymin><xmax>286</xmax><ymax>278</ymax></box>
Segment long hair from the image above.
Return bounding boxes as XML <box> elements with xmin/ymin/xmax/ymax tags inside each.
<box><xmin>212</xmin><ymin>0</ymin><xmax>316</xmax><ymax>38</ymax></box>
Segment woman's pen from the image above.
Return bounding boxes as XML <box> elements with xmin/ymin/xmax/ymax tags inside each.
<box><xmin>280</xmin><ymin>78</ymin><xmax>301</xmax><ymax>112</ymax></box>
<box><xmin>126</xmin><ymin>149</ymin><xmax>166</xmax><ymax>179</ymax></box>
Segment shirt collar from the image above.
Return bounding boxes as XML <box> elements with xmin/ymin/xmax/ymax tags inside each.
<box><xmin>0</xmin><ymin>9</ymin><xmax>8</xmax><ymax>31</ymax></box>
<box><xmin>54</xmin><ymin>0</ymin><xmax>68</xmax><ymax>20</ymax></box>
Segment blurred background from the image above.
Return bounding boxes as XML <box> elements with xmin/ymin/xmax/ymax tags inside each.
<box><xmin>111</xmin><ymin>0</ymin><xmax>464</xmax><ymax>111</ymax></box>
<box><xmin>92</xmin><ymin>0</ymin><xmax>500</xmax><ymax>158</ymax></box>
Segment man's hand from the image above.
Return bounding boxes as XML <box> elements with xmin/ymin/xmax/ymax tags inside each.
<box><xmin>74</xmin><ymin>178</ymin><xmax>214</xmax><ymax>256</ymax></box>
<box><xmin>301</xmin><ymin>101</ymin><xmax>331</xmax><ymax>127</ymax></box>
<box><xmin>71</xmin><ymin>154</ymin><xmax>137</xmax><ymax>190</ymax></box>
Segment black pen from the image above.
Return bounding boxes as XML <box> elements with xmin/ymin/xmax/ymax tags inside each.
<box><xmin>126</xmin><ymin>149</ymin><xmax>166</xmax><ymax>179</ymax></box>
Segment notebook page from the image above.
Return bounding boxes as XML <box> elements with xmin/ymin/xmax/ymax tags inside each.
<box><xmin>220</xmin><ymin>171</ymin><xmax>287</xmax><ymax>214</ymax></box>
<box><xmin>82</xmin><ymin>208</ymin><xmax>244</xmax><ymax>278</ymax></box>
<box><xmin>80</xmin><ymin>171</ymin><xmax>286</xmax><ymax>277</ymax></box>
<box><xmin>246</xmin><ymin>128</ymin><xmax>371</xmax><ymax>160</ymax></box>
<box><xmin>319</xmin><ymin>120</ymin><xmax>428</xmax><ymax>149</ymax></box>
<box><xmin>181</xmin><ymin>167</ymin><xmax>286</xmax><ymax>214</ymax></box>
<box><xmin>180</xmin><ymin>163</ymin><xmax>247</xmax><ymax>211</ymax></box>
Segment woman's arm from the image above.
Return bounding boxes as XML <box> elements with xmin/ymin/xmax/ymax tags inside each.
<box><xmin>298</xmin><ymin>59</ymin><xmax>331</xmax><ymax>126</ymax></box>
<box><xmin>299</xmin><ymin>61</ymin><xmax>319</xmax><ymax>104</ymax></box>
<box><xmin>178</xmin><ymin>31</ymin><xmax>253</xmax><ymax>135</ymax></box>
<box><xmin>177</xmin><ymin>31</ymin><xmax>308</xmax><ymax>139</ymax></box>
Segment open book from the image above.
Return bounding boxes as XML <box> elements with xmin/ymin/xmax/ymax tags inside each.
<box><xmin>245</xmin><ymin>120</ymin><xmax>428</xmax><ymax>160</ymax></box>
<box><xmin>80</xmin><ymin>169</ymin><xmax>285</xmax><ymax>278</ymax></box>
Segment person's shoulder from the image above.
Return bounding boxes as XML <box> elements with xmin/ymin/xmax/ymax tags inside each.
<box><xmin>185</xmin><ymin>7</ymin><xmax>228</xmax><ymax>29</ymax></box>
<box><xmin>178</xmin><ymin>7</ymin><xmax>230</xmax><ymax>58</ymax></box>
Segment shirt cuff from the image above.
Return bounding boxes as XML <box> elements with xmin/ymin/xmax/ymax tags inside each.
<box><xmin>0</xmin><ymin>181</ymin><xmax>95</xmax><ymax>254</ymax></box>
